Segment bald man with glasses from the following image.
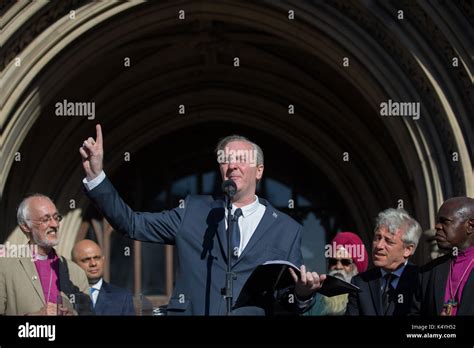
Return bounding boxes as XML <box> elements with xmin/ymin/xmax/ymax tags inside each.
<box><xmin>0</xmin><ymin>194</ymin><xmax>91</xmax><ymax>315</ymax></box>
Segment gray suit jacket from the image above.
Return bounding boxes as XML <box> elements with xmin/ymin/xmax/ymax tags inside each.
<box><xmin>87</xmin><ymin>177</ymin><xmax>307</xmax><ymax>315</ymax></box>
<box><xmin>0</xmin><ymin>252</ymin><xmax>90</xmax><ymax>315</ymax></box>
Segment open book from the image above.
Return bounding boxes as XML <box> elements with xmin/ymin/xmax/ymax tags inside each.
<box><xmin>234</xmin><ymin>260</ymin><xmax>360</xmax><ymax>309</ymax></box>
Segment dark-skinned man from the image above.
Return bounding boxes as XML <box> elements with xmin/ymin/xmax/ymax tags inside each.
<box><xmin>412</xmin><ymin>197</ymin><xmax>474</xmax><ymax>315</ymax></box>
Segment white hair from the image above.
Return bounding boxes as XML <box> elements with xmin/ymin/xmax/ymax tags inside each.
<box><xmin>328</xmin><ymin>266</ymin><xmax>358</xmax><ymax>283</ymax></box>
<box><xmin>375</xmin><ymin>208</ymin><xmax>422</xmax><ymax>250</ymax></box>
<box><xmin>17</xmin><ymin>193</ymin><xmax>53</xmax><ymax>227</ymax></box>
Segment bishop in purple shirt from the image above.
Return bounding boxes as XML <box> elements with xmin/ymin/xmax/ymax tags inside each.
<box><xmin>413</xmin><ymin>197</ymin><xmax>474</xmax><ymax>315</ymax></box>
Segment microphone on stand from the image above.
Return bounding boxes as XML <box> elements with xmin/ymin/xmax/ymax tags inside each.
<box><xmin>222</xmin><ymin>179</ymin><xmax>237</xmax><ymax>200</ymax></box>
<box><xmin>221</xmin><ymin>179</ymin><xmax>238</xmax><ymax>315</ymax></box>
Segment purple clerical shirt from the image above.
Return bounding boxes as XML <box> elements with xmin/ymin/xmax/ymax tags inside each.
<box><xmin>443</xmin><ymin>246</ymin><xmax>474</xmax><ymax>315</ymax></box>
<box><xmin>33</xmin><ymin>249</ymin><xmax>60</xmax><ymax>304</ymax></box>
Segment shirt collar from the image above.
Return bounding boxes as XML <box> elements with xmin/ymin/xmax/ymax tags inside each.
<box><xmin>91</xmin><ymin>277</ymin><xmax>103</xmax><ymax>291</ymax></box>
<box><xmin>232</xmin><ymin>195</ymin><xmax>260</xmax><ymax>218</ymax></box>
<box><xmin>35</xmin><ymin>253</ymin><xmax>48</xmax><ymax>261</ymax></box>
<box><xmin>381</xmin><ymin>260</ymin><xmax>408</xmax><ymax>278</ymax></box>
<box><xmin>33</xmin><ymin>248</ymin><xmax>57</xmax><ymax>261</ymax></box>
<box><xmin>455</xmin><ymin>245</ymin><xmax>474</xmax><ymax>262</ymax></box>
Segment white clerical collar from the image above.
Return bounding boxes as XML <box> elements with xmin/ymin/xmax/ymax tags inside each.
<box><xmin>232</xmin><ymin>195</ymin><xmax>260</xmax><ymax>218</ymax></box>
<box><xmin>35</xmin><ymin>253</ymin><xmax>48</xmax><ymax>261</ymax></box>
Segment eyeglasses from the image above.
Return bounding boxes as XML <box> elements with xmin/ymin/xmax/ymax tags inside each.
<box><xmin>27</xmin><ymin>214</ymin><xmax>63</xmax><ymax>225</ymax></box>
<box><xmin>328</xmin><ymin>258</ymin><xmax>353</xmax><ymax>267</ymax></box>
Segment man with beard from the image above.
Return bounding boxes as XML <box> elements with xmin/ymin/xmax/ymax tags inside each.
<box><xmin>345</xmin><ymin>208</ymin><xmax>422</xmax><ymax>316</ymax></box>
<box><xmin>0</xmin><ymin>194</ymin><xmax>91</xmax><ymax>315</ymax></box>
<box><xmin>412</xmin><ymin>197</ymin><xmax>474</xmax><ymax>315</ymax></box>
<box><xmin>306</xmin><ymin>232</ymin><xmax>368</xmax><ymax>315</ymax></box>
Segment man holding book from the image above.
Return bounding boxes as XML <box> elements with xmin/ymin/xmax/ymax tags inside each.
<box><xmin>79</xmin><ymin>125</ymin><xmax>325</xmax><ymax>315</ymax></box>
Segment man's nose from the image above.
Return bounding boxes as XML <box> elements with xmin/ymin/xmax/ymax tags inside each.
<box><xmin>374</xmin><ymin>239</ymin><xmax>385</xmax><ymax>249</ymax></box>
<box><xmin>434</xmin><ymin>223</ymin><xmax>442</xmax><ymax>231</ymax></box>
<box><xmin>228</xmin><ymin>160</ymin><xmax>238</xmax><ymax>170</ymax></box>
<box><xmin>49</xmin><ymin>218</ymin><xmax>59</xmax><ymax>229</ymax></box>
<box><xmin>334</xmin><ymin>261</ymin><xmax>343</xmax><ymax>270</ymax></box>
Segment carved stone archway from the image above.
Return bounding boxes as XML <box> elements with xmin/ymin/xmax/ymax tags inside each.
<box><xmin>1</xmin><ymin>1</ymin><xmax>472</xmax><ymax>267</ymax></box>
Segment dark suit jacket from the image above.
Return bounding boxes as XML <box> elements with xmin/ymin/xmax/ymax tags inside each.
<box><xmin>86</xmin><ymin>177</ymin><xmax>305</xmax><ymax>315</ymax></box>
<box><xmin>345</xmin><ymin>264</ymin><xmax>418</xmax><ymax>316</ymax></box>
<box><xmin>94</xmin><ymin>281</ymin><xmax>135</xmax><ymax>315</ymax></box>
<box><xmin>411</xmin><ymin>254</ymin><xmax>474</xmax><ymax>315</ymax></box>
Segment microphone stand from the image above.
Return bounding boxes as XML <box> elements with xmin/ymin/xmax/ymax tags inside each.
<box><xmin>223</xmin><ymin>195</ymin><xmax>237</xmax><ymax>315</ymax></box>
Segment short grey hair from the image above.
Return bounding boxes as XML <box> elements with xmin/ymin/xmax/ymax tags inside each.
<box><xmin>374</xmin><ymin>208</ymin><xmax>423</xmax><ymax>250</ymax></box>
<box><xmin>17</xmin><ymin>193</ymin><xmax>53</xmax><ymax>227</ymax></box>
<box><xmin>215</xmin><ymin>135</ymin><xmax>264</xmax><ymax>166</ymax></box>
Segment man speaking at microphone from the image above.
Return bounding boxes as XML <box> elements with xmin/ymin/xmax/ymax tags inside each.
<box><xmin>79</xmin><ymin>125</ymin><xmax>324</xmax><ymax>315</ymax></box>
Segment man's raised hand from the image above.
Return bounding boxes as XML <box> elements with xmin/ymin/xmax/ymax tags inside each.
<box><xmin>79</xmin><ymin>124</ymin><xmax>104</xmax><ymax>181</ymax></box>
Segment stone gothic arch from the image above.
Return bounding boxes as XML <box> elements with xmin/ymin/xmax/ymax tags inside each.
<box><xmin>1</xmin><ymin>0</ymin><xmax>472</xmax><ymax>265</ymax></box>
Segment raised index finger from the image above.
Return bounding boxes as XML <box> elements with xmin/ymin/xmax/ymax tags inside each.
<box><xmin>95</xmin><ymin>124</ymin><xmax>103</xmax><ymax>146</ymax></box>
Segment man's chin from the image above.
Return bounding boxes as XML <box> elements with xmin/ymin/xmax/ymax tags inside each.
<box><xmin>329</xmin><ymin>272</ymin><xmax>350</xmax><ymax>283</ymax></box>
<box><xmin>88</xmin><ymin>277</ymin><xmax>101</xmax><ymax>284</ymax></box>
<box><xmin>46</xmin><ymin>240</ymin><xmax>59</xmax><ymax>247</ymax></box>
<box><xmin>436</xmin><ymin>241</ymin><xmax>452</xmax><ymax>251</ymax></box>
<box><xmin>373</xmin><ymin>260</ymin><xmax>385</xmax><ymax>268</ymax></box>
<box><xmin>36</xmin><ymin>240</ymin><xmax>59</xmax><ymax>249</ymax></box>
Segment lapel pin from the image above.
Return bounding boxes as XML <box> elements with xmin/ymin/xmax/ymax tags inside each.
<box><xmin>32</xmin><ymin>275</ymin><xmax>37</xmax><ymax>280</ymax></box>
<box><xmin>272</xmin><ymin>212</ymin><xmax>278</xmax><ymax>218</ymax></box>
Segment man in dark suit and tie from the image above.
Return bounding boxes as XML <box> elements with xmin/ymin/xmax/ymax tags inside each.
<box><xmin>79</xmin><ymin>125</ymin><xmax>324</xmax><ymax>315</ymax></box>
<box><xmin>345</xmin><ymin>208</ymin><xmax>422</xmax><ymax>315</ymax></box>
<box><xmin>412</xmin><ymin>197</ymin><xmax>474</xmax><ymax>315</ymax></box>
<box><xmin>72</xmin><ymin>239</ymin><xmax>135</xmax><ymax>315</ymax></box>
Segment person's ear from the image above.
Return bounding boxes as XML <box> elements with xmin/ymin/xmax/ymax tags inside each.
<box><xmin>467</xmin><ymin>218</ymin><xmax>474</xmax><ymax>235</ymax></box>
<box><xmin>256</xmin><ymin>164</ymin><xmax>264</xmax><ymax>180</ymax></box>
<box><xmin>19</xmin><ymin>223</ymin><xmax>31</xmax><ymax>234</ymax></box>
<box><xmin>403</xmin><ymin>243</ymin><xmax>415</xmax><ymax>258</ymax></box>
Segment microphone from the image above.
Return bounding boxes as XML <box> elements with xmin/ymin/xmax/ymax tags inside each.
<box><xmin>221</xmin><ymin>179</ymin><xmax>238</xmax><ymax>314</ymax></box>
<box><xmin>222</xmin><ymin>179</ymin><xmax>237</xmax><ymax>199</ymax></box>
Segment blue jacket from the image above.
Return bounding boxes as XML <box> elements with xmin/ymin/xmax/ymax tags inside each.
<box><xmin>87</xmin><ymin>177</ymin><xmax>305</xmax><ymax>315</ymax></box>
<box><xmin>94</xmin><ymin>281</ymin><xmax>135</xmax><ymax>316</ymax></box>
